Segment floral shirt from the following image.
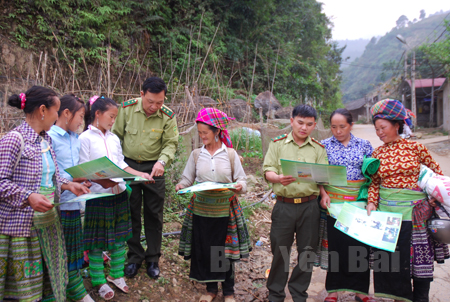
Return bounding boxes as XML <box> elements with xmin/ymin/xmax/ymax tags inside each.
<box><xmin>321</xmin><ymin>134</ymin><xmax>373</xmax><ymax>181</ymax></box>
<box><xmin>368</xmin><ymin>138</ymin><xmax>442</xmax><ymax>205</ymax></box>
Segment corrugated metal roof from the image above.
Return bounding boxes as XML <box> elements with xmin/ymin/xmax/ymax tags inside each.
<box><xmin>405</xmin><ymin>78</ymin><xmax>446</xmax><ymax>88</ymax></box>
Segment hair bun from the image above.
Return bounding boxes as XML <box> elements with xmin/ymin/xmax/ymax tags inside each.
<box><xmin>8</xmin><ymin>94</ymin><xmax>22</xmax><ymax>110</ymax></box>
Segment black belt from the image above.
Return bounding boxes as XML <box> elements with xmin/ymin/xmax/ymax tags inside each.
<box><xmin>276</xmin><ymin>195</ymin><xmax>318</xmax><ymax>204</ymax></box>
<box><xmin>126</xmin><ymin>158</ymin><xmax>155</xmax><ymax>164</ymax></box>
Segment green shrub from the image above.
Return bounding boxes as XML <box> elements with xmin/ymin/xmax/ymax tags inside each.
<box><xmin>230</xmin><ymin>128</ymin><xmax>262</xmax><ymax>154</ymax></box>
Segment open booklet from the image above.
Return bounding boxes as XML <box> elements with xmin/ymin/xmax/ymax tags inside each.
<box><xmin>280</xmin><ymin>159</ymin><xmax>348</xmax><ymax>186</ymax></box>
<box><xmin>65</xmin><ymin>156</ymin><xmax>147</xmax><ymax>182</ymax></box>
<box><xmin>177</xmin><ymin>181</ymin><xmax>238</xmax><ymax>194</ymax></box>
<box><xmin>335</xmin><ymin>202</ymin><xmax>403</xmax><ymax>252</ymax></box>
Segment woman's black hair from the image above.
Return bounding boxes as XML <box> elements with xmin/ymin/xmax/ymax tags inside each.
<box><xmin>8</xmin><ymin>85</ymin><xmax>58</xmax><ymax>115</ymax></box>
<box><xmin>197</xmin><ymin>121</ymin><xmax>220</xmax><ymax>135</ymax></box>
<box><xmin>330</xmin><ymin>108</ymin><xmax>353</xmax><ymax>125</ymax></box>
<box><xmin>373</xmin><ymin>117</ymin><xmax>405</xmax><ymax>134</ymax></box>
<box><xmin>58</xmin><ymin>94</ymin><xmax>85</xmax><ymax>120</ymax></box>
<box><xmin>84</xmin><ymin>96</ymin><xmax>118</xmax><ymax>130</ymax></box>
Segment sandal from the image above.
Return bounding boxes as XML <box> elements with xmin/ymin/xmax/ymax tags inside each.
<box><xmin>199</xmin><ymin>293</ymin><xmax>216</xmax><ymax>302</ymax></box>
<box><xmin>98</xmin><ymin>284</ymin><xmax>114</xmax><ymax>301</ymax></box>
<box><xmin>224</xmin><ymin>295</ymin><xmax>236</xmax><ymax>302</ymax></box>
<box><xmin>77</xmin><ymin>294</ymin><xmax>95</xmax><ymax>302</ymax></box>
<box><xmin>106</xmin><ymin>276</ymin><xmax>129</xmax><ymax>293</ymax></box>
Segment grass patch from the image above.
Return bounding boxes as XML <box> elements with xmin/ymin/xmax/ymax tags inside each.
<box><xmin>230</xmin><ymin>128</ymin><xmax>262</xmax><ymax>157</ymax></box>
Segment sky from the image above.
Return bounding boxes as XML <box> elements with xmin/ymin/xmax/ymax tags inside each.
<box><xmin>320</xmin><ymin>0</ymin><xmax>450</xmax><ymax>40</ymax></box>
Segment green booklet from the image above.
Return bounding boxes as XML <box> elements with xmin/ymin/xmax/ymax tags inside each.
<box><xmin>53</xmin><ymin>192</ymin><xmax>114</xmax><ymax>206</ymax></box>
<box><xmin>65</xmin><ymin>156</ymin><xmax>146</xmax><ymax>181</ymax></box>
<box><xmin>335</xmin><ymin>202</ymin><xmax>403</xmax><ymax>252</ymax></box>
<box><xmin>280</xmin><ymin>159</ymin><xmax>347</xmax><ymax>186</ymax></box>
<box><xmin>177</xmin><ymin>181</ymin><xmax>237</xmax><ymax>194</ymax></box>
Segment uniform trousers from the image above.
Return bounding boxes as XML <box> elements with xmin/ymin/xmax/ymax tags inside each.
<box><xmin>125</xmin><ymin>158</ymin><xmax>166</xmax><ymax>264</ymax></box>
<box><xmin>267</xmin><ymin>198</ymin><xmax>320</xmax><ymax>302</ymax></box>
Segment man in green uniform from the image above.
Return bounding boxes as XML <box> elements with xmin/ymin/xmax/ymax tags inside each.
<box><xmin>112</xmin><ymin>77</ymin><xmax>178</xmax><ymax>279</ymax></box>
<box><xmin>263</xmin><ymin>105</ymin><xmax>330</xmax><ymax>302</ymax></box>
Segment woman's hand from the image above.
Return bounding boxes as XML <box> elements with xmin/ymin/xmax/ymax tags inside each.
<box><xmin>92</xmin><ymin>179</ymin><xmax>118</xmax><ymax>189</ymax></box>
<box><xmin>63</xmin><ymin>182</ymin><xmax>91</xmax><ymax>196</ymax></box>
<box><xmin>230</xmin><ymin>183</ymin><xmax>243</xmax><ymax>193</ymax></box>
<box><xmin>141</xmin><ymin>172</ymin><xmax>155</xmax><ymax>184</ymax></box>
<box><xmin>28</xmin><ymin>193</ymin><xmax>53</xmax><ymax>212</ymax></box>
<box><xmin>366</xmin><ymin>203</ymin><xmax>377</xmax><ymax>216</ymax></box>
<box><xmin>141</xmin><ymin>173</ymin><xmax>153</xmax><ymax>180</ymax></box>
<box><xmin>175</xmin><ymin>184</ymin><xmax>185</xmax><ymax>192</ymax></box>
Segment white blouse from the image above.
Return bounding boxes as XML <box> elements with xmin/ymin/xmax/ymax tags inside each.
<box><xmin>79</xmin><ymin>125</ymin><xmax>128</xmax><ymax>194</ymax></box>
<box><xmin>178</xmin><ymin>143</ymin><xmax>247</xmax><ymax>193</ymax></box>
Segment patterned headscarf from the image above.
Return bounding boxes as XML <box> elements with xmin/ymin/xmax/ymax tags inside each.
<box><xmin>196</xmin><ymin>108</ymin><xmax>235</xmax><ymax>148</ymax></box>
<box><xmin>370</xmin><ymin>99</ymin><xmax>408</xmax><ymax>121</ymax></box>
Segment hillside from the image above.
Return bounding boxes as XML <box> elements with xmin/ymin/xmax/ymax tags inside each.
<box><xmin>337</xmin><ymin>38</ymin><xmax>370</xmax><ymax>68</ymax></box>
<box><xmin>0</xmin><ymin>0</ymin><xmax>343</xmax><ymax>112</ymax></box>
<box><xmin>341</xmin><ymin>11</ymin><xmax>450</xmax><ymax>103</ymax></box>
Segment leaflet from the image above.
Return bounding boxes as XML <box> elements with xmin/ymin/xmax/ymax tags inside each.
<box><xmin>177</xmin><ymin>181</ymin><xmax>237</xmax><ymax>194</ymax></box>
<box><xmin>335</xmin><ymin>202</ymin><xmax>403</xmax><ymax>252</ymax></box>
<box><xmin>328</xmin><ymin>202</ymin><xmax>367</xmax><ymax>219</ymax></box>
<box><xmin>65</xmin><ymin>156</ymin><xmax>146</xmax><ymax>180</ymax></box>
<box><xmin>280</xmin><ymin>159</ymin><xmax>347</xmax><ymax>186</ymax></box>
<box><xmin>53</xmin><ymin>192</ymin><xmax>114</xmax><ymax>206</ymax></box>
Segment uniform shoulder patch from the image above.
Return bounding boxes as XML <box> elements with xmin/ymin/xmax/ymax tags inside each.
<box><xmin>311</xmin><ymin>137</ymin><xmax>325</xmax><ymax>148</ymax></box>
<box><xmin>122</xmin><ymin>99</ymin><xmax>138</xmax><ymax>108</ymax></box>
<box><xmin>160</xmin><ymin>105</ymin><xmax>175</xmax><ymax>119</ymax></box>
<box><xmin>271</xmin><ymin>134</ymin><xmax>288</xmax><ymax>142</ymax></box>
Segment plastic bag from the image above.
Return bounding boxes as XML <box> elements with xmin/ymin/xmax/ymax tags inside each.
<box><xmin>418</xmin><ymin>165</ymin><xmax>450</xmax><ymax>217</ymax></box>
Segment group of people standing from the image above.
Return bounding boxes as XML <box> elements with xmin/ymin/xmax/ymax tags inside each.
<box><xmin>263</xmin><ymin>99</ymin><xmax>447</xmax><ymax>302</ymax></box>
<box><xmin>0</xmin><ymin>77</ymin><xmax>184</xmax><ymax>301</ymax></box>
<box><xmin>0</xmin><ymin>75</ymin><xmax>447</xmax><ymax>302</ymax></box>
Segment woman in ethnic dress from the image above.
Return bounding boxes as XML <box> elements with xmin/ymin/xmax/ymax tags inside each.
<box><xmin>319</xmin><ymin>108</ymin><xmax>375</xmax><ymax>302</ymax></box>
<box><xmin>0</xmin><ymin>86</ymin><xmax>89</xmax><ymax>302</ymax></box>
<box><xmin>367</xmin><ymin>99</ymin><xmax>448</xmax><ymax>302</ymax></box>
<box><xmin>176</xmin><ymin>108</ymin><xmax>251</xmax><ymax>302</ymax></box>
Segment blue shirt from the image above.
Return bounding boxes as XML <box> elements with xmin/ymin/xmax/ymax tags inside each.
<box><xmin>48</xmin><ymin>125</ymin><xmax>81</xmax><ymax>210</ymax></box>
<box><xmin>40</xmin><ymin>147</ymin><xmax>55</xmax><ymax>187</ymax></box>
<box><xmin>321</xmin><ymin>134</ymin><xmax>373</xmax><ymax>181</ymax></box>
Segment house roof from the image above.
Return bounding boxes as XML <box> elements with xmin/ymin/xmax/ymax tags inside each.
<box><xmin>345</xmin><ymin>98</ymin><xmax>368</xmax><ymax>111</ymax></box>
<box><xmin>406</xmin><ymin>78</ymin><xmax>446</xmax><ymax>88</ymax></box>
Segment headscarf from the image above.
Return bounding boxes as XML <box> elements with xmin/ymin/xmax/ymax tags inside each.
<box><xmin>370</xmin><ymin>99</ymin><xmax>408</xmax><ymax>121</ymax></box>
<box><xmin>195</xmin><ymin>108</ymin><xmax>235</xmax><ymax>148</ymax></box>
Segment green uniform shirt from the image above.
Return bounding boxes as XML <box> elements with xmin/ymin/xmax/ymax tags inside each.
<box><xmin>263</xmin><ymin>132</ymin><xmax>329</xmax><ymax>198</ymax></box>
<box><xmin>112</xmin><ymin>97</ymin><xmax>179</xmax><ymax>166</ymax></box>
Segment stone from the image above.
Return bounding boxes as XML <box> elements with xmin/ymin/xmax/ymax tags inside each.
<box><xmin>254</xmin><ymin>91</ymin><xmax>282</xmax><ymax>115</ymax></box>
<box><xmin>228</xmin><ymin>98</ymin><xmax>249</xmax><ymax>121</ymax></box>
<box><xmin>274</xmin><ymin>106</ymin><xmax>293</xmax><ymax>119</ymax></box>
